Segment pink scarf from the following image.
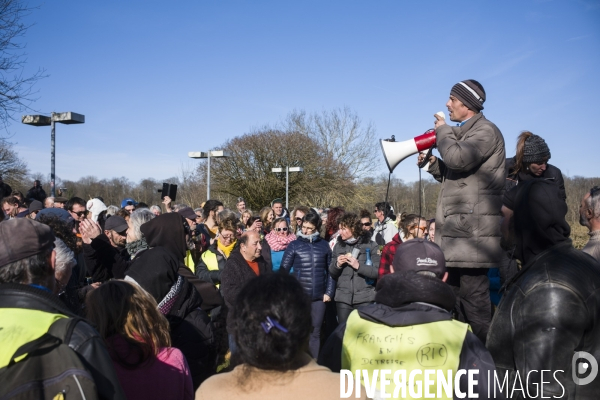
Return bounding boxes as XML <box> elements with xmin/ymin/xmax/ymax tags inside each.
<box><xmin>265</xmin><ymin>230</ymin><xmax>296</xmax><ymax>251</ymax></box>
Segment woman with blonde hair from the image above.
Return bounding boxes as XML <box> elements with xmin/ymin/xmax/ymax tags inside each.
<box><xmin>259</xmin><ymin>206</ymin><xmax>275</xmax><ymax>234</ymax></box>
<box><xmin>86</xmin><ymin>280</ymin><xmax>193</xmax><ymax>400</ymax></box>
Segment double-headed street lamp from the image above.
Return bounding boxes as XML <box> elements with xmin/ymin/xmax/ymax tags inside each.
<box><xmin>188</xmin><ymin>150</ymin><xmax>229</xmax><ymax>200</ymax></box>
<box><xmin>271</xmin><ymin>166</ymin><xmax>303</xmax><ymax>209</ymax></box>
<box><xmin>22</xmin><ymin>112</ymin><xmax>85</xmax><ymax>197</ymax></box>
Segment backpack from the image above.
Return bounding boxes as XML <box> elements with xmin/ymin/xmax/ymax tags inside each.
<box><xmin>0</xmin><ymin>317</ymin><xmax>99</xmax><ymax>400</ymax></box>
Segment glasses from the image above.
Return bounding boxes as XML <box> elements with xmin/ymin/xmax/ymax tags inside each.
<box><xmin>276</xmin><ymin>227</ymin><xmax>288</xmax><ymax>232</ymax></box>
<box><xmin>412</xmin><ymin>226</ymin><xmax>428</xmax><ymax>232</ymax></box>
<box><xmin>72</xmin><ymin>210</ymin><xmax>88</xmax><ymax>217</ymax></box>
<box><xmin>220</xmin><ymin>234</ymin><xmax>234</xmax><ymax>241</ymax></box>
<box><xmin>591</xmin><ymin>186</ymin><xmax>600</xmax><ymax>196</ymax></box>
<box><xmin>362</xmin><ymin>222</ymin><xmax>372</xmax><ymax>227</ymax></box>
<box><xmin>295</xmin><ymin>217</ymin><xmax>303</xmax><ymax>221</ymax></box>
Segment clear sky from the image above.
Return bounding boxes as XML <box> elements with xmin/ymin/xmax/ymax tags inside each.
<box><xmin>8</xmin><ymin>0</ymin><xmax>600</xmax><ymax>183</ymax></box>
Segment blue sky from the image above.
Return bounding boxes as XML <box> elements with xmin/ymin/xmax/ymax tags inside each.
<box><xmin>8</xmin><ymin>0</ymin><xmax>600</xmax><ymax>183</ymax></box>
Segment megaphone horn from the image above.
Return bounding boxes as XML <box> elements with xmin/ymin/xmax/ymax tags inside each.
<box><xmin>380</xmin><ymin>129</ymin><xmax>436</xmax><ymax>173</ymax></box>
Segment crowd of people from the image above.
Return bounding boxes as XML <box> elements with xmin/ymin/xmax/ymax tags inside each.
<box><xmin>1</xmin><ymin>79</ymin><xmax>600</xmax><ymax>399</ymax></box>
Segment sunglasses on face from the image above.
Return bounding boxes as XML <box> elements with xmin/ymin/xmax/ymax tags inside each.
<box><xmin>295</xmin><ymin>217</ymin><xmax>303</xmax><ymax>221</ymax></box>
<box><xmin>362</xmin><ymin>222</ymin><xmax>372</xmax><ymax>227</ymax></box>
<box><xmin>73</xmin><ymin>210</ymin><xmax>88</xmax><ymax>217</ymax></box>
<box><xmin>276</xmin><ymin>227</ymin><xmax>288</xmax><ymax>232</ymax></box>
<box><xmin>412</xmin><ymin>226</ymin><xmax>427</xmax><ymax>232</ymax></box>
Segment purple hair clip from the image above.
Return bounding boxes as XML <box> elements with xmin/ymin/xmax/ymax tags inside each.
<box><xmin>261</xmin><ymin>316</ymin><xmax>288</xmax><ymax>334</ymax></box>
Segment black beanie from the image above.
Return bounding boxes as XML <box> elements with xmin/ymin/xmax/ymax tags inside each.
<box><xmin>450</xmin><ymin>79</ymin><xmax>486</xmax><ymax>111</ymax></box>
<box><xmin>522</xmin><ymin>134</ymin><xmax>551</xmax><ymax>164</ymax></box>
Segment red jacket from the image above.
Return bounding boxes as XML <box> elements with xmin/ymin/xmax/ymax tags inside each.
<box><xmin>378</xmin><ymin>233</ymin><xmax>403</xmax><ymax>279</ymax></box>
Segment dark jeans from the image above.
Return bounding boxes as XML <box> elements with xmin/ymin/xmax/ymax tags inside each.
<box><xmin>447</xmin><ymin>267</ymin><xmax>492</xmax><ymax>344</ymax></box>
<box><xmin>336</xmin><ymin>301</ymin><xmax>372</xmax><ymax>325</ymax></box>
<box><xmin>310</xmin><ymin>300</ymin><xmax>327</xmax><ymax>358</ymax></box>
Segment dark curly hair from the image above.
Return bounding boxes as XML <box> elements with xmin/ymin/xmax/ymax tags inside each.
<box><xmin>231</xmin><ymin>274</ymin><xmax>311</xmax><ymax>372</ymax></box>
<box><xmin>36</xmin><ymin>215</ymin><xmax>79</xmax><ymax>254</ymax></box>
<box><xmin>338</xmin><ymin>213</ymin><xmax>362</xmax><ymax>239</ymax></box>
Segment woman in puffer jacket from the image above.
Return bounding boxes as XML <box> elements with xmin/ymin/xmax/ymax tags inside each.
<box><xmin>280</xmin><ymin>212</ymin><xmax>334</xmax><ymax>358</ymax></box>
<box><xmin>329</xmin><ymin>212</ymin><xmax>380</xmax><ymax>325</ymax></box>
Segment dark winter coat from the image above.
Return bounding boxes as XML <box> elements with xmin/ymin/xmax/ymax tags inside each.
<box><xmin>82</xmin><ymin>233</ymin><xmax>131</xmax><ymax>282</ymax></box>
<box><xmin>220</xmin><ymin>249</ymin><xmax>271</xmax><ymax>331</ymax></box>
<box><xmin>504</xmin><ymin>156</ymin><xmax>566</xmax><ymax>208</ymax></box>
<box><xmin>141</xmin><ymin>213</ymin><xmax>223</xmax><ymax>312</ymax></box>
<box><xmin>487</xmin><ymin>180</ymin><xmax>600</xmax><ymax>399</ymax></box>
<box><xmin>428</xmin><ymin>112</ymin><xmax>505</xmax><ymax>269</ymax></box>
<box><xmin>280</xmin><ymin>233</ymin><xmax>335</xmax><ymax>300</ymax></box>
<box><xmin>329</xmin><ymin>231</ymin><xmax>379</xmax><ymax>305</ymax></box>
<box><xmin>26</xmin><ymin>185</ymin><xmax>47</xmax><ymax>203</ymax></box>
<box><xmin>195</xmin><ymin>241</ymin><xmax>228</xmax><ymax>285</ymax></box>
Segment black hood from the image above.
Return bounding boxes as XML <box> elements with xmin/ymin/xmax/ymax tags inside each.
<box><xmin>513</xmin><ymin>180</ymin><xmax>570</xmax><ymax>264</ymax></box>
<box><xmin>355</xmin><ymin>272</ymin><xmax>455</xmax><ymax>327</ymax></box>
<box><xmin>374</xmin><ymin>271</ymin><xmax>455</xmax><ymax>312</ymax></box>
<box><xmin>140</xmin><ymin>212</ymin><xmax>187</xmax><ymax>260</ymax></box>
<box><xmin>127</xmin><ymin>247</ymin><xmax>179</xmax><ymax>302</ymax></box>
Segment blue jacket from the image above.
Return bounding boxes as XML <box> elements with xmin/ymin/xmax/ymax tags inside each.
<box><xmin>280</xmin><ymin>234</ymin><xmax>335</xmax><ymax>300</ymax></box>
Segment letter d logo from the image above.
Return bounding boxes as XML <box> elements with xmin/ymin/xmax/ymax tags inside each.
<box><xmin>572</xmin><ymin>351</ymin><xmax>598</xmax><ymax>385</ymax></box>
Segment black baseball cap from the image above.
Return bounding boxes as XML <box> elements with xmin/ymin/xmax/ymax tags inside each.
<box><xmin>104</xmin><ymin>215</ymin><xmax>128</xmax><ymax>233</ymax></box>
<box><xmin>392</xmin><ymin>238</ymin><xmax>446</xmax><ymax>278</ymax></box>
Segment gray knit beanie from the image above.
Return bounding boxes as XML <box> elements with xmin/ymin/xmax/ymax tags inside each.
<box><xmin>450</xmin><ymin>79</ymin><xmax>486</xmax><ymax>112</ymax></box>
<box><xmin>523</xmin><ymin>134</ymin><xmax>551</xmax><ymax>164</ymax></box>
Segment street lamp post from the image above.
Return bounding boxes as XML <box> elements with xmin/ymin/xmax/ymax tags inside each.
<box><xmin>188</xmin><ymin>150</ymin><xmax>229</xmax><ymax>200</ymax></box>
<box><xmin>22</xmin><ymin>112</ymin><xmax>85</xmax><ymax>197</ymax></box>
<box><xmin>271</xmin><ymin>166</ymin><xmax>303</xmax><ymax>209</ymax></box>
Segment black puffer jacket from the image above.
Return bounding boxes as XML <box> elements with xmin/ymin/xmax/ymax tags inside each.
<box><xmin>280</xmin><ymin>232</ymin><xmax>335</xmax><ymax>300</ymax></box>
<box><xmin>329</xmin><ymin>231</ymin><xmax>380</xmax><ymax>305</ymax></box>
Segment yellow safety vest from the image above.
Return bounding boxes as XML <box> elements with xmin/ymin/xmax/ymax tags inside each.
<box><xmin>201</xmin><ymin>250</ymin><xmax>220</xmax><ymax>288</ymax></box>
<box><xmin>185</xmin><ymin>250</ymin><xmax>195</xmax><ymax>274</ymax></box>
<box><xmin>342</xmin><ymin>310</ymin><xmax>469</xmax><ymax>399</ymax></box>
<box><xmin>0</xmin><ymin>308</ymin><xmax>67</xmax><ymax>368</ymax></box>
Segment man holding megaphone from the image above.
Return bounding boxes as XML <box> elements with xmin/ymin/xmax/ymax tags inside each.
<box><xmin>417</xmin><ymin>79</ymin><xmax>505</xmax><ymax>345</ymax></box>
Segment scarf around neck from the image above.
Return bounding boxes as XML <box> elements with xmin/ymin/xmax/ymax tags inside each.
<box><xmin>265</xmin><ymin>230</ymin><xmax>296</xmax><ymax>251</ymax></box>
<box><xmin>217</xmin><ymin>239</ymin><xmax>237</xmax><ymax>258</ymax></box>
<box><xmin>126</xmin><ymin>237</ymin><xmax>148</xmax><ymax>258</ymax></box>
<box><xmin>297</xmin><ymin>231</ymin><xmax>320</xmax><ymax>243</ymax></box>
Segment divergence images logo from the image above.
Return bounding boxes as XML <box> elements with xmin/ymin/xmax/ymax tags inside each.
<box><xmin>572</xmin><ymin>351</ymin><xmax>598</xmax><ymax>385</ymax></box>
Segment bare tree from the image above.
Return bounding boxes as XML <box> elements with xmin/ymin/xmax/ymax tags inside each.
<box><xmin>283</xmin><ymin>107</ymin><xmax>377</xmax><ymax>180</ymax></box>
<box><xmin>208</xmin><ymin>128</ymin><xmax>354</xmax><ymax>210</ymax></box>
<box><xmin>0</xmin><ymin>137</ymin><xmax>27</xmax><ymax>185</ymax></box>
<box><xmin>0</xmin><ymin>0</ymin><xmax>46</xmax><ymax>129</ymax></box>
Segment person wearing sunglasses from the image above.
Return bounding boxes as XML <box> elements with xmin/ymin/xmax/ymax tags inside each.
<box><xmin>290</xmin><ymin>205</ymin><xmax>311</xmax><ymax>234</ymax></box>
<box><xmin>359</xmin><ymin>209</ymin><xmax>374</xmax><ymax>238</ymax></box>
<box><xmin>280</xmin><ymin>213</ymin><xmax>334</xmax><ymax>358</ymax></box>
<box><xmin>265</xmin><ymin>217</ymin><xmax>296</xmax><ymax>271</ymax></box>
<box><xmin>377</xmin><ymin>213</ymin><xmax>427</xmax><ymax>280</ymax></box>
